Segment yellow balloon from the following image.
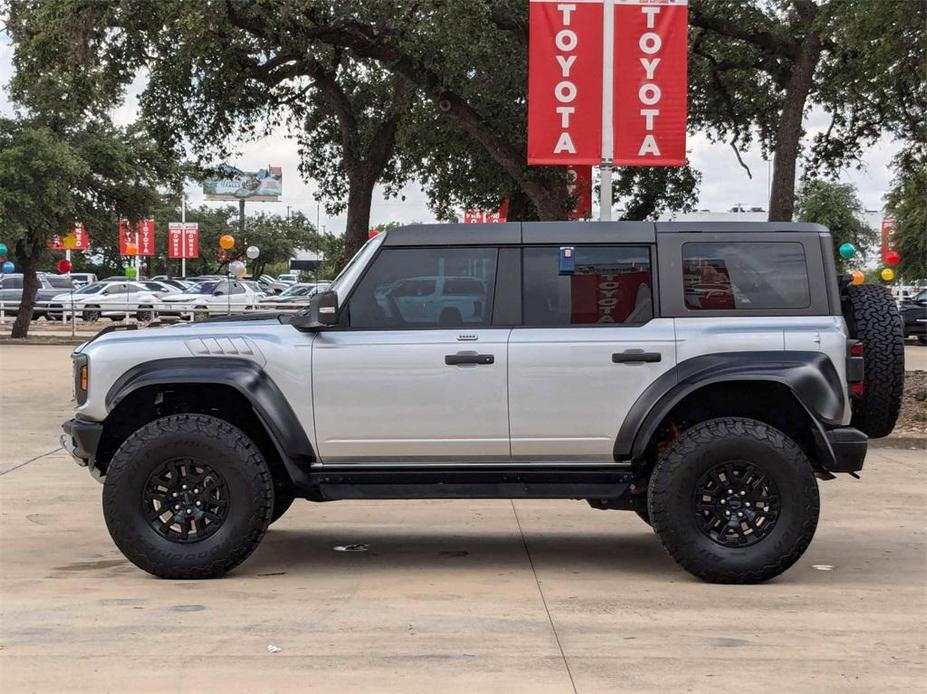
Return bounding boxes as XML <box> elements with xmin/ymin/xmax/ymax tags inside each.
<box><xmin>219</xmin><ymin>234</ymin><xmax>235</xmax><ymax>250</ymax></box>
<box><xmin>880</xmin><ymin>268</ymin><xmax>895</xmax><ymax>282</ymax></box>
<box><xmin>850</xmin><ymin>269</ymin><xmax>865</xmax><ymax>285</ymax></box>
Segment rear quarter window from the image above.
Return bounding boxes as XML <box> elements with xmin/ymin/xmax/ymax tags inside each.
<box><xmin>682</xmin><ymin>242</ymin><xmax>811</xmax><ymax>310</ymax></box>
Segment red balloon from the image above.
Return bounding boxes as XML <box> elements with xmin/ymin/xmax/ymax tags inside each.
<box><xmin>57</xmin><ymin>259</ymin><xmax>72</xmax><ymax>273</ymax></box>
<box><xmin>885</xmin><ymin>250</ymin><xmax>901</xmax><ymax>266</ymax></box>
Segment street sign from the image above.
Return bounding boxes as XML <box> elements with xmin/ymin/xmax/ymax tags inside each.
<box><xmin>528</xmin><ymin>0</ymin><xmax>688</xmax><ymax>167</ymax></box>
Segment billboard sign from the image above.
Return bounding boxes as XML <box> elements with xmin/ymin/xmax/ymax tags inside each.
<box><xmin>528</xmin><ymin>0</ymin><xmax>688</xmax><ymax>167</ymax></box>
<box><xmin>203</xmin><ymin>164</ymin><xmax>283</xmax><ymax>201</ymax></box>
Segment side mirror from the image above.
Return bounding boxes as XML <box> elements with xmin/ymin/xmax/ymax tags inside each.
<box><xmin>290</xmin><ymin>290</ymin><xmax>339</xmax><ymax>330</ymax></box>
<box><xmin>314</xmin><ymin>290</ymin><xmax>339</xmax><ymax>326</ymax></box>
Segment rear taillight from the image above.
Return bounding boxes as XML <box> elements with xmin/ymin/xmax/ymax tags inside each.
<box><xmin>851</xmin><ymin>382</ymin><xmax>865</xmax><ymax>398</ymax></box>
<box><xmin>850</xmin><ymin>342</ymin><xmax>864</xmax><ymax>357</ymax></box>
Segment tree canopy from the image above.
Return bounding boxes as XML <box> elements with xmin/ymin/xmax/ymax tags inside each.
<box><xmin>0</xmin><ymin>115</ymin><xmax>182</xmax><ymax>336</ymax></box>
<box><xmin>795</xmin><ymin>179</ymin><xmax>877</xmax><ymax>273</ymax></box>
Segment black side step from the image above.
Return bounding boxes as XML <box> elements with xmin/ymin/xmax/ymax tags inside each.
<box><xmin>309</xmin><ymin>466</ymin><xmax>634</xmax><ymax>501</ymax></box>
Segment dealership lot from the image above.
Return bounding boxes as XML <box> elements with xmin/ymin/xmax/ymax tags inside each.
<box><xmin>0</xmin><ymin>345</ymin><xmax>925</xmax><ymax>693</ymax></box>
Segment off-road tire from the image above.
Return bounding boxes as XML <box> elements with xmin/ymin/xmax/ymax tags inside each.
<box><xmin>842</xmin><ymin>284</ymin><xmax>904</xmax><ymax>438</ymax></box>
<box><xmin>270</xmin><ymin>493</ymin><xmax>294</xmax><ymax>524</ymax></box>
<box><xmin>102</xmin><ymin>414</ymin><xmax>274</xmax><ymax>579</ymax></box>
<box><xmin>648</xmin><ymin>418</ymin><xmax>819</xmax><ymax>584</ymax></box>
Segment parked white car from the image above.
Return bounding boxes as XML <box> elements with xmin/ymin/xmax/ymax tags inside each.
<box><xmin>61</xmin><ymin>281</ymin><xmax>179</xmax><ymax>322</ymax></box>
<box><xmin>156</xmin><ymin>279</ymin><xmax>260</xmax><ymax>320</ymax></box>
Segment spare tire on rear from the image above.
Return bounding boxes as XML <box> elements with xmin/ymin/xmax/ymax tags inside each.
<box><xmin>842</xmin><ymin>284</ymin><xmax>905</xmax><ymax>438</ymax></box>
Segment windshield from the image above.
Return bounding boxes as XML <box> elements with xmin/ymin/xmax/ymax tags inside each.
<box><xmin>183</xmin><ymin>281</ymin><xmax>218</xmax><ymax>295</ymax></box>
<box><xmin>46</xmin><ymin>276</ymin><xmax>75</xmax><ymax>288</ymax></box>
<box><xmin>73</xmin><ymin>283</ymin><xmax>106</xmax><ymax>295</ymax></box>
<box><xmin>330</xmin><ymin>236</ymin><xmax>381</xmax><ymax>295</ymax></box>
<box><xmin>279</xmin><ymin>284</ymin><xmax>311</xmax><ymax>298</ymax></box>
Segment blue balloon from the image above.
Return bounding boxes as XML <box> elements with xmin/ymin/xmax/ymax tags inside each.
<box><xmin>1</xmin><ymin>261</ymin><xmax>14</xmax><ymax>273</ymax></box>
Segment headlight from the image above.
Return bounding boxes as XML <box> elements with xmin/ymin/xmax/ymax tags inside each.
<box><xmin>73</xmin><ymin>353</ymin><xmax>89</xmax><ymax>405</ymax></box>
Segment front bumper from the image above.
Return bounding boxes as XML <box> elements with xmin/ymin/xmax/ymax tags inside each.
<box><xmin>820</xmin><ymin>426</ymin><xmax>868</xmax><ymax>473</ymax></box>
<box><xmin>61</xmin><ymin>417</ymin><xmax>104</xmax><ymax>480</ymax></box>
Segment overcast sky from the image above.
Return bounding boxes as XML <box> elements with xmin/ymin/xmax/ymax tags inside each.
<box><xmin>1</xmin><ymin>34</ymin><xmax>901</xmax><ymax>232</ymax></box>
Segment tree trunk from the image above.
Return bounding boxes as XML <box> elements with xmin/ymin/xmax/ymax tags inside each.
<box><xmin>768</xmin><ymin>33</ymin><xmax>822</xmax><ymax>221</ymax></box>
<box><xmin>344</xmin><ymin>168</ymin><xmax>376</xmax><ymax>261</ymax></box>
<box><xmin>10</xmin><ymin>239</ymin><xmax>41</xmax><ymax>339</ymax></box>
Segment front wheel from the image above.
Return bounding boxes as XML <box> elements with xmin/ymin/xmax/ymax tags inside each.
<box><xmin>648</xmin><ymin>418</ymin><xmax>819</xmax><ymax>584</ymax></box>
<box><xmin>82</xmin><ymin>307</ymin><xmax>100</xmax><ymax>322</ymax></box>
<box><xmin>136</xmin><ymin>306</ymin><xmax>154</xmax><ymax>322</ymax></box>
<box><xmin>102</xmin><ymin>414</ymin><xmax>274</xmax><ymax>579</ymax></box>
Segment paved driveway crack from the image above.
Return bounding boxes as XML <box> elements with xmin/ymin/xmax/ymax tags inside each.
<box><xmin>0</xmin><ymin>448</ymin><xmax>60</xmax><ymax>477</ymax></box>
<box><xmin>511</xmin><ymin>499</ymin><xmax>578</xmax><ymax>694</ymax></box>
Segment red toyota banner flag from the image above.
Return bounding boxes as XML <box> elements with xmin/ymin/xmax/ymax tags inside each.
<box><xmin>137</xmin><ymin>219</ymin><xmax>156</xmax><ymax>256</ymax></box>
<box><xmin>613</xmin><ymin>0</ymin><xmax>688</xmax><ymax>165</ymax></box>
<box><xmin>118</xmin><ymin>219</ymin><xmax>137</xmax><ymax>256</ymax></box>
<box><xmin>528</xmin><ymin>0</ymin><xmax>604</xmax><ymax>165</ymax></box>
<box><xmin>566</xmin><ymin>165</ymin><xmax>594</xmax><ymax>219</ymax></box>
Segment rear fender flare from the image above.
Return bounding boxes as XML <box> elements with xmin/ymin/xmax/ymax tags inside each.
<box><xmin>616</xmin><ymin>351</ymin><xmax>846</xmax><ymax>460</ymax></box>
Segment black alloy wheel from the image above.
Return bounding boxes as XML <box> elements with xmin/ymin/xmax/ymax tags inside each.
<box><xmin>142</xmin><ymin>458</ymin><xmax>230</xmax><ymax>543</ymax></box>
<box><xmin>693</xmin><ymin>461</ymin><xmax>780</xmax><ymax>548</ymax></box>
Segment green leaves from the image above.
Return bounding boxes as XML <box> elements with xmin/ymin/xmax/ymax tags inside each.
<box><xmin>795</xmin><ymin>179</ymin><xmax>877</xmax><ymax>272</ymax></box>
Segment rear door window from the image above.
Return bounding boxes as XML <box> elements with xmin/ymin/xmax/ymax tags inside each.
<box><xmin>349</xmin><ymin>247</ymin><xmax>497</xmax><ymax>329</ymax></box>
<box><xmin>522</xmin><ymin>246</ymin><xmax>654</xmax><ymax>326</ymax></box>
<box><xmin>682</xmin><ymin>242</ymin><xmax>810</xmax><ymax>310</ymax></box>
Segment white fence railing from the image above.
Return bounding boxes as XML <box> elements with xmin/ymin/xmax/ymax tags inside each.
<box><xmin>0</xmin><ymin>298</ymin><xmax>308</xmax><ymax>328</ymax></box>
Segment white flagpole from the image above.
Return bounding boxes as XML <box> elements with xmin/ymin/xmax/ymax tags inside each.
<box><xmin>181</xmin><ymin>196</ymin><xmax>187</xmax><ymax>278</ymax></box>
<box><xmin>600</xmin><ymin>0</ymin><xmax>615</xmax><ymax>221</ymax></box>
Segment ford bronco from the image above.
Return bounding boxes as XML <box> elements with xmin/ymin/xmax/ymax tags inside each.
<box><xmin>62</xmin><ymin>222</ymin><xmax>904</xmax><ymax>583</ymax></box>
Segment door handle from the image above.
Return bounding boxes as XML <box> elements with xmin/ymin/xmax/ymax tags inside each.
<box><xmin>445</xmin><ymin>353</ymin><xmax>495</xmax><ymax>366</ymax></box>
<box><xmin>612</xmin><ymin>351</ymin><xmax>662</xmax><ymax>364</ymax></box>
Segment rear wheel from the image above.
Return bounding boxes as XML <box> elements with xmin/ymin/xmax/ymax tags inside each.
<box><xmin>136</xmin><ymin>306</ymin><xmax>154</xmax><ymax>322</ymax></box>
<box><xmin>842</xmin><ymin>284</ymin><xmax>905</xmax><ymax>438</ymax></box>
<box><xmin>102</xmin><ymin>414</ymin><xmax>274</xmax><ymax>579</ymax></box>
<box><xmin>648</xmin><ymin>418</ymin><xmax>819</xmax><ymax>584</ymax></box>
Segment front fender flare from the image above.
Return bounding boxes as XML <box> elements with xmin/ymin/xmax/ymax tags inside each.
<box><xmin>106</xmin><ymin>357</ymin><xmax>315</xmax><ymax>485</ymax></box>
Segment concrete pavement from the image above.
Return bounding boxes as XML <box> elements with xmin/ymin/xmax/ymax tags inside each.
<box><xmin>0</xmin><ymin>345</ymin><xmax>925</xmax><ymax>693</ymax></box>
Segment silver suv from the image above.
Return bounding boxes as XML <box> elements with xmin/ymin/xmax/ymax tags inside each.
<box><xmin>62</xmin><ymin>222</ymin><xmax>904</xmax><ymax>583</ymax></box>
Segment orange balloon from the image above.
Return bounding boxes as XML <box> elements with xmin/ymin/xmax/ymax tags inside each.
<box><xmin>850</xmin><ymin>269</ymin><xmax>865</xmax><ymax>285</ymax></box>
<box><xmin>125</xmin><ymin>243</ymin><xmax>138</xmax><ymax>255</ymax></box>
<box><xmin>219</xmin><ymin>234</ymin><xmax>235</xmax><ymax>250</ymax></box>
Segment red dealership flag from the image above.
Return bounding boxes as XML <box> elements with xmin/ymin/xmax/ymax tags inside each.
<box><xmin>528</xmin><ymin>0</ymin><xmax>687</xmax><ymax>168</ymax></box>
<box><xmin>613</xmin><ymin>0</ymin><xmax>688</xmax><ymax>165</ymax></box>
<box><xmin>168</xmin><ymin>222</ymin><xmax>199</xmax><ymax>258</ymax></box>
<box><xmin>48</xmin><ymin>223</ymin><xmax>90</xmax><ymax>250</ymax></box>
<box><xmin>118</xmin><ymin>219</ymin><xmax>136</xmax><ymax>256</ymax></box>
<box><xmin>137</xmin><ymin>219</ymin><xmax>156</xmax><ymax>256</ymax></box>
<box><xmin>528</xmin><ymin>0</ymin><xmax>604</xmax><ymax>165</ymax></box>
<box><xmin>566</xmin><ymin>165</ymin><xmax>593</xmax><ymax>219</ymax></box>
<box><xmin>168</xmin><ymin>223</ymin><xmax>184</xmax><ymax>259</ymax></box>
<box><xmin>183</xmin><ymin>223</ymin><xmax>199</xmax><ymax>258</ymax></box>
